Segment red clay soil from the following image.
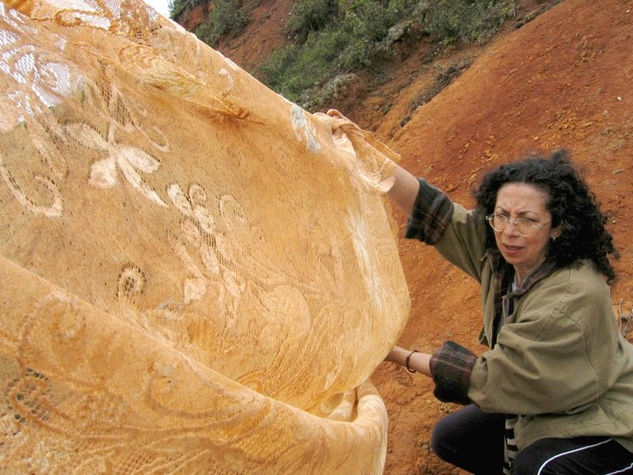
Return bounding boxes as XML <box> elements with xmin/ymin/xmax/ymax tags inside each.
<box><xmin>202</xmin><ymin>0</ymin><xmax>633</xmax><ymax>472</ymax></box>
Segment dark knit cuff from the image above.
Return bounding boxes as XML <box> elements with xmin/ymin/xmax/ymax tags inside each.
<box><xmin>404</xmin><ymin>179</ymin><xmax>454</xmax><ymax>244</ymax></box>
<box><xmin>429</xmin><ymin>340</ymin><xmax>477</xmax><ymax>405</ymax></box>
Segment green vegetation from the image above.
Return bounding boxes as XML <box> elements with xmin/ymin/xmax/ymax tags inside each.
<box><xmin>170</xmin><ymin>0</ymin><xmax>252</xmax><ymax>43</ymax></box>
<box><xmin>178</xmin><ymin>0</ymin><xmax>516</xmax><ymax>110</ymax></box>
<box><xmin>258</xmin><ymin>0</ymin><xmax>516</xmax><ymax>110</ymax></box>
<box><xmin>169</xmin><ymin>0</ymin><xmax>203</xmax><ymax>20</ymax></box>
<box><xmin>259</xmin><ymin>0</ymin><xmax>424</xmax><ymax>109</ymax></box>
<box><xmin>194</xmin><ymin>0</ymin><xmax>251</xmax><ymax>45</ymax></box>
<box><xmin>284</xmin><ymin>0</ymin><xmax>339</xmax><ymax>43</ymax></box>
<box><xmin>425</xmin><ymin>0</ymin><xmax>517</xmax><ymax>45</ymax></box>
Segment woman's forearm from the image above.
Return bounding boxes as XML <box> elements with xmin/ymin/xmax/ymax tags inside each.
<box><xmin>386</xmin><ymin>166</ymin><xmax>420</xmax><ymax>218</ymax></box>
<box><xmin>386</xmin><ymin>345</ymin><xmax>432</xmax><ymax>377</ymax></box>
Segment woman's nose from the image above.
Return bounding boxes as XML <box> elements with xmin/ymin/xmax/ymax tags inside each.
<box><xmin>503</xmin><ymin>220</ymin><xmax>521</xmax><ymax>236</ymax></box>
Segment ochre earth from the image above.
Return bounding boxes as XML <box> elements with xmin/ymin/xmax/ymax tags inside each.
<box><xmin>208</xmin><ymin>0</ymin><xmax>633</xmax><ymax>472</ymax></box>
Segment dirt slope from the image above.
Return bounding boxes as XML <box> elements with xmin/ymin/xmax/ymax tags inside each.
<box><xmin>195</xmin><ymin>0</ymin><xmax>633</xmax><ymax>472</ymax></box>
<box><xmin>370</xmin><ymin>1</ymin><xmax>633</xmax><ymax>472</ymax></box>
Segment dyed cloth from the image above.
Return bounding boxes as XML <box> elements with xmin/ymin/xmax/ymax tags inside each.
<box><xmin>0</xmin><ymin>0</ymin><xmax>410</xmax><ymax>471</ymax></box>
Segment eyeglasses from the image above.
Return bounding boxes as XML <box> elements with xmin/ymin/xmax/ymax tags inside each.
<box><xmin>486</xmin><ymin>213</ymin><xmax>550</xmax><ymax>237</ymax></box>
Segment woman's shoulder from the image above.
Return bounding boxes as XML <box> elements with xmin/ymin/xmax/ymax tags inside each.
<box><xmin>519</xmin><ymin>261</ymin><xmax>614</xmax><ymax>332</ymax></box>
<box><xmin>532</xmin><ymin>260</ymin><xmax>611</xmax><ymax>308</ymax></box>
<box><xmin>547</xmin><ymin>260</ymin><xmax>608</xmax><ymax>288</ymax></box>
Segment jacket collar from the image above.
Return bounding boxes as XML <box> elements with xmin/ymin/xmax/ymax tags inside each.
<box><xmin>486</xmin><ymin>250</ymin><xmax>558</xmax><ymax>298</ymax></box>
<box><xmin>488</xmin><ymin>253</ymin><xmax>558</xmax><ymax>345</ymax></box>
<box><xmin>509</xmin><ymin>258</ymin><xmax>558</xmax><ymax>297</ymax></box>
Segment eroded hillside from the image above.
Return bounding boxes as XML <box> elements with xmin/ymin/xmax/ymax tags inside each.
<box><xmin>180</xmin><ymin>0</ymin><xmax>633</xmax><ymax>472</ymax></box>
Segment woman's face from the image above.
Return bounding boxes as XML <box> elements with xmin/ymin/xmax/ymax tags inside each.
<box><xmin>493</xmin><ymin>183</ymin><xmax>557</xmax><ymax>280</ymax></box>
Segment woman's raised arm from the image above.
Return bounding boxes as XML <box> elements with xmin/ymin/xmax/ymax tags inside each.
<box><xmin>386</xmin><ymin>165</ymin><xmax>420</xmax><ymax>218</ymax></box>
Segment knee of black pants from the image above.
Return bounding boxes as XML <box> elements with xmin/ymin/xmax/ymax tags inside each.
<box><xmin>430</xmin><ymin>414</ymin><xmax>454</xmax><ymax>460</ymax></box>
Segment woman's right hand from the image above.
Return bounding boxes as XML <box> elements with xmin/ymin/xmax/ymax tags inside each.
<box><xmin>312</xmin><ymin>109</ymin><xmax>420</xmax><ymax>215</ymax></box>
<box><xmin>312</xmin><ymin>109</ymin><xmax>400</xmax><ymax>193</ymax></box>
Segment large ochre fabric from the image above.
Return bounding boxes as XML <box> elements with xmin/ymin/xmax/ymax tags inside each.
<box><xmin>0</xmin><ymin>0</ymin><xmax>410</xmax><ymax>472</ymax></box>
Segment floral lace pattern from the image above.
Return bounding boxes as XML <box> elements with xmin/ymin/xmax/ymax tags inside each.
<box><xmin>0</xmin><ymin>0</ymin><xmax>409</xmax><ymax>472</ymax></box>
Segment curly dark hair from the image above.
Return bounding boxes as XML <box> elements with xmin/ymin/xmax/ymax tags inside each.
<box><xmin>473</xmin><ymin>149</ymin><xmax>618</xmax><ymax>283</ymax></box>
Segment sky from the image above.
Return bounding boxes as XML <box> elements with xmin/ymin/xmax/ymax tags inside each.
<box><xmin>143</xmin><ymin>0</ymin><xmax>170</xmax><ymax>18</ymax></box>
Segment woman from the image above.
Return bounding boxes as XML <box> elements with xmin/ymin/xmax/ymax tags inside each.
<box><xmin>382</xmin><ymin>149</ymin><xmax>633</xmax><ymax>474</ymax></box>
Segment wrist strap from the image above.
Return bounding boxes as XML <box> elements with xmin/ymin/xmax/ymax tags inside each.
<box><xmin>405</xmin><ymin>349</ymin><xmax>420</xmax><ymax>373</ymax></box>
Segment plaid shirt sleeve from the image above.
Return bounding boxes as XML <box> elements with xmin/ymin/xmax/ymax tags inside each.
<box><xmin>404</xmin><ymin>178</ymin><xmax>454</xmax><ymax>244</ymax></box>
<box><xmin>429</xmin><ymin>341</ymin><xmax>477</xmax><ymax>405</ymax></box>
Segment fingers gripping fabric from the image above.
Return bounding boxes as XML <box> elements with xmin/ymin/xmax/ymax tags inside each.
<box><xmin>0</xmin><ymin>0</ymin><xmax>410</xmax><ymax>472</ymax></box>
<box><xmin>313</xmin><ymin>110</ymin><xmax>400</xmax><ymax>193</ymax></box>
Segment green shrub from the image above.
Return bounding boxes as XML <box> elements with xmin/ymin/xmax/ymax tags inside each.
<box><xmin>425</xmin><ymin>0</ymin><xmax>516</xmax><ymax>45</ymax></box>
<box><xmin>194</xmin><ymin>0</ymin><xmax>250</xmax><ymax>46</ymax></box>
<box><xmin>284</xmin><ymin>0</ymin><xmax>339</xmax><ymax>42</ymax></box>
<box><xmin>260</xmin><ymin>0</ymin><xmax>424</xmax><ymax>106</ymax></box>
<box><xmin>260</xmin><ymin>27</ymin><xmax>351</xmax><ymax>102</ymax></box>
<box><xmin>257</xmin><ymin>0</ymin><xmax>516</xmax><ymax>109</ymax></box>
<box><xmin>169</xmin><ymin>0</ymin><xmax>203</xmax><ymax>20</ymax></box>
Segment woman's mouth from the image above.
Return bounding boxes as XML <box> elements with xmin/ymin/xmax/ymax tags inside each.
<box><xmin>502</xmin><ymin>244</ymin><xmax>522</xmax><ymax>256</ymax></box>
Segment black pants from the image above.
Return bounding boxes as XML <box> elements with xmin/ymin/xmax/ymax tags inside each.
<box><xmin>430</xmin><ymin>404</ymin><xmax>633</xmax><ymax>474</ymax></box>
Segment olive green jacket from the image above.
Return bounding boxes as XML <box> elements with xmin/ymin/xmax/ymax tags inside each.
<box><xmin>436</xmin><ymin>202</ymin><xmax>633</xmax><ymax>452</ymax></box>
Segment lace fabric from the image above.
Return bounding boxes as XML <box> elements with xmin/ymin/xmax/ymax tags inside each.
<box><xmin>0</xmin><ymin>0</ymin><xmax>410</xmax><ymax>471</ymax></box>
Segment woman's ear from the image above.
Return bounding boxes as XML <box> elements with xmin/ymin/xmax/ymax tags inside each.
<box><xmin>550</xmin><ymin>226</ymin><xmax>561</xmax><ymax>240</ymax></box>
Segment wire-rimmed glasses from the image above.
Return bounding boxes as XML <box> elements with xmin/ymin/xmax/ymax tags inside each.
<box><xmin>486</xmin><ymin>213</ymin><xmax>550</xmax><ymax>237</ymax></box>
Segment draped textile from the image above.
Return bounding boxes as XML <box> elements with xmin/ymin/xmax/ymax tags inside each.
<box><xmin>0</xmin><ymin>0</ymin><xmax>411</xmax><ymax>472</ymax></box>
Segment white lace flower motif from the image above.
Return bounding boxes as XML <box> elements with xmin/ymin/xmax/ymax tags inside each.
<box><xmin>66</xmin><ymin>123</ymin><xmax>167</xmax><ymax>207</ymax></box>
